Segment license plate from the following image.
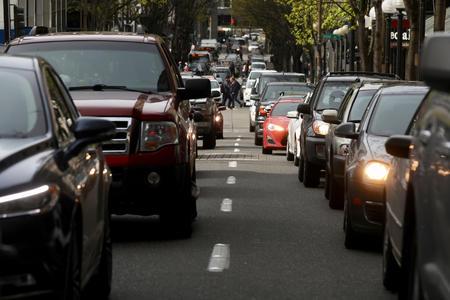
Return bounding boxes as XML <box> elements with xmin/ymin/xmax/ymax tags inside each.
<box><xmin>197</xmin><ymin>121</ymin><xmax>210</xmax><ymax>127</ymax></box>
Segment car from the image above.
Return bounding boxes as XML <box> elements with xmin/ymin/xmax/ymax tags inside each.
<box><xmin>248</xmin><ymin>42</ymin><xmax>260</xmax><ymax>52</ymax></box>
<box><xmin>7</xmin><ymin>32</ymin><xmax>211</xmax><ymax>236</ymax></box>
<box><xmin>210</xmin><ymin>79</ymin><xmax>222</xmax><ymax>104</ymax></box>
<box><xmin>262</xmin><ymin>98</ymin><xmax>304</xmax><ymax>154</ymax></box>
<box><xmin>0</xmin><ymin>56</ymin><xmax>116</xmax><ymax>298</ymax></box>
<box><xmin>383</xmin><ymin>34</ymin><xmax>450</xmax><ymax>299</ymax></box>
<box><xmin>297</xmin><ymin>72</ymin><xmax>398</xmax><ymax>187</ymax></box>
<box><xmin>322</xmin><ymin>80</ymin><xmax>399</xmax><ymax>208</ymax></box>
<box><xmin>214</xmin><ymin>66</ymin><xmax>232</xmax><ymax>82</ymax></box>
<box><xmin>243</xmin><ymin>79</ymin><xmax>256</xmax><ymax>107</ymax></box>
<box><xmin>251</xmin><ymin>62</ymin><xmax>266</xmax><ymax>70</ymax></box>
<box><xmin>335</xmin><ymin>83</ymin><xmax>429</xmax><ymax>249</ymax></box>
<box><xmin>286</xmin><ymin>93</ymin><xmax>312</xmax><ymax>166</ymax></box>
<box><xmin>254</xmin><ymin>81</ymin><xmax>314</xmax><ymax>145</ymax></box>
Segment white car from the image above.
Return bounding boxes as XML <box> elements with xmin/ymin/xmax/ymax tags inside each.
<box><xmin>243</xmin><ymin>79</ymin><xmax>256</xmax><ymax>107</ymax></box>
<box><xmin>251</xmin><ymin>62</ymin><xmax>266</xmax><ymax>70</ymax></box>
<box><xmin>287</xmin><ymin>92</ymin><xmax>312</xmax><ymax>165</ymax></box>
<box><xmin>210</xmin><ymin>79</ymin><xmax>222</xmax><ymax>104</ymax></box>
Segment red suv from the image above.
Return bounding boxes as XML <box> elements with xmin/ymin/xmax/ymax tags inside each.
<box><xmin>7</xmin><ymin>33</ymin><xmax>211</xmax><ymax>236</ymax></box>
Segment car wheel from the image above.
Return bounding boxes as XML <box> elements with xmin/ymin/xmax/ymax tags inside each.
<box><xmin>217</xmin><ymin>133</ymin><xmax>224</xmax><ymax>139</ymax></box>
<box><xmin>262</xmin><ymin>147</ymin><xmax>272</xmax><ymax>154</ymax></box>
<box><xmin>328</xmin><ymin>160</ymin><xmax>344</xmax><ymax>209</ymax></box>
<box><xmin>383</xmin><ymin>226</ymin><xmax>400</xmax><ymax>292</ymax></box>
<box><xmin>286</xmin><ymin>143</ymin><xmax>294</xmax><ymax>161</ymax></box>
<box><xmin>344</xmin><ymin>198</ymin><xmax>359</xmax><ymax>249</ymax></box>
<box><xmin>203</xmin><ymin>130</ymin><xmax>216</xmax><ymax>149</ymax></box>
<box><xmin>254</xmin><ymin>130</ymin><xmax>262</xmax><ymax>146</ymax></box>
<box><xmin>298</xmin><ymin>155</ymin><xmax>304</xmax><ymax>182</ymax></box>
<box><xmin>303</xmin><ymin>159</ymin><xmax>320</xmax><ymax>187</ymax></box>
<box><xmin>294</xmin><ymin>142</ymin><xmax>299</xmax><ymax>166</ymax></box>
<box><xmin>324</xmin><ymin>169</ymin><xmax>330</xmax><ymax>200</ymax></box>
<box><xmin>64</xmin><ymin>220</ymin><xmax>82</xmax><ymax>300</ymax></box>
<box><xmin>86</xmin><ymin>204</ymin><xmax>112</xmax><ymax>299</ymax></box>
<box><xmin>250</xmin><ymin>121</ymin><xmax>255</xmax><ymax>132</ymax></box>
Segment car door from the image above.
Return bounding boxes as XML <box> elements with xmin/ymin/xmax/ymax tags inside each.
<box><xmin>43</xmin><ymin>66</ymin><xmax>105</xmax><ymax>277</ymax></box>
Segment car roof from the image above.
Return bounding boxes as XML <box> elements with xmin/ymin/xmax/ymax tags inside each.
<box><xmin>8</xmin><ymin>32</ymin><xmax>160</xmax><ymax>45</ymax></box>
<box><xmin>266</xmin><ymin>81</ymin><xmax>309</xmax><ymax>86</ymax></box>
<box><xmin>278</xmin><ymin>95</ymin><xmax>306</xmax><ymax>101</ymax></box>
<box><xmin>261</xmin><ymin>72</ymin><xmax>305</xmax><ymax>77</ymax></box>
<box><xmin>379</xmin><ymin>82</ymin><xmax>429</xmax><ymax>95</ymax></box>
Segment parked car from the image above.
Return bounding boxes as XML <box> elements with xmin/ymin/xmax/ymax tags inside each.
<box><xmin>244</xmin><ymin>79</ymin><xmax>256</xmax><ymax>107</ymax></box>
<box><xmin>323</xmin><ymin>80</ymin><xmax>398</xmax><ymax>208</ymax></box>
<box><xmin>251</xmin><ymin>62</ymin><xmax>266</xmax><ymax>70</ymax></box>
<box><xmin>254</xmin><ymin>81</ymin><xmax>313</xmax><ymax>145</ymax></box>
<box><xmin>262</xmin><ymin>98</ymin><xmax>304</xmax><ymax>154</ymax></box>
<box><xmin>383</xmin><ymin>34</ymin><xmax>450</xmax><ymax>299</ymax></box>
<box><xmin>287</xmin><ymin>93</ymin><xmax>312</xmax><ymax>166</ymax></box>
<box><xmin>210</xmin><ymin>79</ymin><xmax>222</xmax><ymax>104</ymax></box>
<box><xmin>7</xmin><ymin>33</ymin><xmax>211</xmax><ymax>236</ymax></box>
<box><xmin>335</xmin><ymin>83</ymin><xmax>429</xmax><ymax>248</ymax></box>
<box><xmin>0</xmin><ymin>56</ymin><xmax>115</xmax><ymax>298</ymax></box>
<box><xmin>297</xmin><ymin>72</ymin><xmax>398</xmax><ymax>187</ymax></box>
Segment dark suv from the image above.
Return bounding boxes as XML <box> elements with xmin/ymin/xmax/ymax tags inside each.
<box><xmin>7</xmin><ymin>33</ymin><xmax>210</xmax><ymax>236</ymax></box>
<box><xmin>297</xmin><ymin>72</ymin><xmax>398</xmax><ymax>187</ymax></box>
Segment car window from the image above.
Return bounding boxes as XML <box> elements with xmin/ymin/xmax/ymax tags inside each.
<box><xmin>368</xmin><ymin>93</ymin><xmax>426</xmax><ymax>137</ymax></box>
<box><xmin>262</xmin><ymin>85</ymin><xmax>313</xmax><ymax>103</ymax></box>
<box><xmin>246</xmin><ymin>80</ymin><xmax>256</xmax><ymax>88</ymax></box>
<box><xmin>315</xmin><ymin>81</ymin><xmax>352</xmax><ymax>110</ymax></box>
<box><xmin>270</xmin><ymin>102</ymin><xmax>300</xmax><ymax>116</ymax></box>
<box><xmin>210</xmin><ymin>81</ymin><xmax>219</xmax><ymax>89</ymax></box>
<box><xmin>347</xmin><ymin>89</ymin><xmax>377</xmax><ymax>122</ymax></box>
<box><xmin>0</xmin><ymin>68</ymin><xmax>46</xmax><ymax>138</ymax></box>
<box><xmin>249</xmin><ymin>71</ymin><xmax>262</xmax><ymax>80</ymax></box>
<box><xmin>8</xmin><ymin>41</ymin><xmax>172</xmax><ymax>93</ymax></box>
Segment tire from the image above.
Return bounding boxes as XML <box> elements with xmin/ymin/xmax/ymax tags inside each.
<box><xmin>294</xmin><ymin>142</ymin><xmax>299</xmax><ymax>166</ymax></box>
<box><xmin>286</xmin><ymin>143</ymin><xmax>294</xmax><ymax>161</ymax></box>
<box><xmin>298</xmin><ymin>155</ymin><xmax>304</xmax><ymax>182</ymax></box>
<box><xmin>383</xmin><ymin>226</ymin><xmax>400</xmax><ymax>292</ymax></box>
<box><xmin>217</xmin><ymin>133</ymin><xmax>224</xmax><ymax>139</ymax></box>
<box><xmin>303</xmin><ymin>159</ymin><xmax>320</xmax><ymax>188</ymax></box>
<box><xmin>262</xmin><ymin>147</ymin><xmax>272</xmax><ymax>154</ymax></box>
<box><xmin>64</xmin><ymin>220</ymin><xmax>82</xmax><ymax>300</ymax></box>
<box><xmin>344</xmin><ymin>198</ymin><xmax>359</xmax><ymax>249</ymax></box>
<box><xmin>324</xmin><ymin>169</ymin><xmax>330</xmax><ymax>200</ymax></box>
<box><xmin>254</xmin><ymin>130</ymin><xmax>262</xmax><ymax>146</ymax></box>
<box><xmin>250</xmin><ymin>121</ymin><xmax>255</xmax><ymax>132</ymax></box>
<box><xmin>203</xmin><ymin>129</ymin><xmax>216</xmax><ymax>149</ymax></box>
<box><xmin>328</xmin><ymin>161</ymin><xmax>344</xmax><ymax>209</ymax></box>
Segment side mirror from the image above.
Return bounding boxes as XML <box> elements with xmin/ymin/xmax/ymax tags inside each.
<box><xmin>297</xmin><ymin>103</ymin><xmax>310</xmax><ymax>114</ymax></box>
<box><xmin>322</xmin><ymin>109</ymin><xmax>340</xmax><ymax>124</ymax></box>
<box><xmin>211</xmin><ymin>90</ymin><xmax>221</xmax><ymax>98</ymax></box>
<box><xmin>179</xmin><ymin>78</ymin><xmax>211</xmax><ymax>100</ymax></box>
<box><xmin>335</xmin><ymin>122</ymin><xmax>359</xmax><ymax>139</ymax></box>
<box><xmin>385</xmin><ymin>135</ymin><xmax>412</xmax><ymax>158</ymax></box>
<box><xmin>218</xmin><ymin>106</ymin><xmax>227</xmax><ymax>111</ymax></box>
<box><xmin>286</xmin><ymin>111</ymin><xmax>298</xmax><ymax>118</ymax></box>
<box><xmin>64</xmin><ymin>117</ymin><xmax>116</xmax><ymax>161</ymax></box>
<box><xmin>420</xmin><ymin>34</ymin><xmax>450</xmax><ymax>92</ymax></box>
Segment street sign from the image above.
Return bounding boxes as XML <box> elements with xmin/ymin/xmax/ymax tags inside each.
<box><xmin>323</xmin><ymin>34</ymin><xmax>340</xmax><ymax>40</ymax></box>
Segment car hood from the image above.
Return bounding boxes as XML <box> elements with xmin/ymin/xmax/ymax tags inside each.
<box><xmin>71</xmin><ymin>91</ymin><xmax>173</xmax><ymax>120</ymax></box>
<box><xmin>267</xmin><ymin>116</ymin><xmax>290</xmax><ymax>127</ymax></box>
<box><xmin>366</xmin><ymin>135</ymin><xmax>392</xmax><ymax>163</ymax></box>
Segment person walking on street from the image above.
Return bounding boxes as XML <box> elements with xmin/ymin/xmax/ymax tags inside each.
<box><xmin>221</xmin><ymin>77</ymin><xmax>232</xmax><ymax>108</ymax></box>
<box><xmin>230</xmin><ymin>77</ymin><xmax>243</xmax><ymax>108</ymax></box>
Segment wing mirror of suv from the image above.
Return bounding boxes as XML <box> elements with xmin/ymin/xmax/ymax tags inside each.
<box><xmin>385</xmin><ymin>135</ymin><xmax>413</xmax><ymax>158</ymax></box>
<box><xmin>420</xmin><ymin>34</ymin><xmax>450</xmax><ymax>92</ymax></box>
<box><xmin>211</xmin><ymin>90</ymin><xmax>221</xmax><ymax>98</ymax></box>
<box><xmin>335</xmin><ymin>122</ymin><xmax>359</xmax><ymax>139</ymax></box>
<box><xmin>322</xmin><ymin>109</ymin><xmax>340</xmax><ymax>124</ymax></box>
<box><xmin>297</xmin><ymin>103</ymin><xmax>310</xmax><ymax>114</ymax></box>
<box><xmin>63</xmin><ymin>117</ymin><xmax>116</xmax><ymax>161</ymax></box>
<box><xmin>179</xmin><ymin>78</ymin><xmax>211</xmax><ymax>100</ymax></box>
<box><xmin>286</xmin><ymin>111</ymin><xmax>298</xmax><ymax>118</ymax></box>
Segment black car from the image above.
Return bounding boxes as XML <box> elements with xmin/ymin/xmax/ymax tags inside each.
<box><xmin>0</xmin><ymin>56</ymin><xmax>115</xmax><ymax>298</ymax></box>
<box><xmin>297</xmin><ymin>72</ymin><xmax>398</xmax><ymax>187</ymax></box>
<box><xmin>335</xmin><ymin>83</ymin><xmax>428</xmax><ymax>248</ymax></box>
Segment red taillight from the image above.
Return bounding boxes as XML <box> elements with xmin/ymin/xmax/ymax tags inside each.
<box><xmin>353</xmin><ymin>198</ymin><xmax>361</xmax><ymax>205</ymax></box>
<box><xmin>259</xmin><ymin>107</ymin><xmax>265</xmax><ymax>113</ymax></box>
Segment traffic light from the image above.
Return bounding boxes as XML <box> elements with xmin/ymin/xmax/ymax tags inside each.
<box><xmin>231</xmin><ymin>18</ymin><xmax>236</xmax><ymax>26</ymax></box>
<box><xmin>13</xmin><ymin>5</ymin><xmax>25</xmax><ymax>38</ymax></box>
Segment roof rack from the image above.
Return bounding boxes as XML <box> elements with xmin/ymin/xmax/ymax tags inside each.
<box><xmin>327</xmin><ymin>72</ymin><xmax>400</xmax><ymax>79</ymax></box>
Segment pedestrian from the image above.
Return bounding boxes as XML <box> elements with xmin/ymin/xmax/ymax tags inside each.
<box><xmin>221</xmin><ymin>77</ymin><xmax>232</xmax><ymax>108</ymax></box>
<box><xmin>178</xmin><ymin>61</ymin><xmax>183</xmax><ymax>71</ymax></box>
<box><xmin>241</xmin><ymin>61</ymin><xmax>249</xmax><ymax>78</ymax></box>
<box><xmin>230</xmin><ymin>77</ymin><xmax>243</xmax><ymax>108</ymax></box>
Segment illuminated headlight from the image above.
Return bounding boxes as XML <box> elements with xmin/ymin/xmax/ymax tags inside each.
<box><xmin>313</xmin><ymin>120</ymin><xmax>330</xmax><ymax>136</ymax></box>
<box><xmin>215</xmin><ymin>114</ymin><xmax>222</xmax><ymax>122</ymax></box>
<box><xmin>0</xmin><ymin>185</ymin><xmax>59</xmax><ymax>218</ymax></box>
<box><xmin>140</xmin><ymin>121</ymin><xmax>178</xmax><ymax>151</ymax></box>
<box><xmin>268</xmin><ymin>123</ymin><xmax>284</xmax><ymax>131</ymax></box>
<box><xmin>363</xmin><ymin>161</ymin><xmax>390</xmax><ymax>182</ymax></box>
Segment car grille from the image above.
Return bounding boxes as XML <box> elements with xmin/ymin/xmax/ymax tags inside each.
<box><xmin>99</xmin><ymin>117</ymin><xmax>132</xmax><ymax>155</ymax></box>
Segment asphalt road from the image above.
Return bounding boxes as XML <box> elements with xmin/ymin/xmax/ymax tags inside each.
<box><xmin>110</xmin><ymin>107</ymin><xmax>397</xmax><ymax>300</ymax></box>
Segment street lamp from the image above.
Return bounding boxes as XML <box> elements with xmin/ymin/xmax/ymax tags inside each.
<box><xmin>392</xmin><ymin>0</ymin><xmax>405</xmax><ymax>78</ymax></box>
<box><xmin>382</xmin><ymin>0</ymin><xmax>397</xmax><ymax>73</ymax></box>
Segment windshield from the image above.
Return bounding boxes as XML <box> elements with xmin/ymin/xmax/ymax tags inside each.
<box><xmin>189</xmin><ymin>54</ymin><xmax>210</xmax><ymax>64</ymax></box>
<box><xmin>347</xmin><ymin>90</ymin><xmax>377</xmax><ymax>122</ymax></box>
<box><xmin>249</xmin><ymin>71</ymin><xmax>262</xmax><ymax>80</ymax></box>
<box><xmin>252</xmin><ymin>63</ymin><xmax>266</xmax><ymax>69</ymax></box>
<box><xmin>270</xmin><ymin>102</ymin><xmax>300</xmax><ymax>117</ymax></box>
<box><xmin>262</xmin><ymin>85</ymin><xmax>313</xmax><ymax>103</ymax></box>
<box><xmin>246</xmin><ymin>80</ymin><xmax>256</xmax><ymax>89</ymax></box>
<box><xmin>210</xmin><ymin>81</ymin><xmax>219</xmax><ymax>89</ymax></box>
<box><xmin>0</xmin><ymin>68</ymin><xmax>46</xmax><ymax>138</ymax></box>
<box><xmin>8</xmin><ymin>41</ymin><xmax>171</xmax><ymax>92</ymax></box>
<box><xmin>259</xmin><ymin>75</ymin><xmax>305</xmax><ymax>94</ymax></box>
<box><xmin>368</xmin><ymin>93</ymin><xmax>425</xmax><ymax>136</ymax></box>
<box><xmin>315</xmin><ymin>81</ymin><xmax>352</xmax><ymax>110</ymax></box>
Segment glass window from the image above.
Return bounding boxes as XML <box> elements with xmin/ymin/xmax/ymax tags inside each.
<box><xmin>0</xmin><ymin>68</ymin><xmax>46</xmax><ymax>138</ymax></box>
<box><xmin>8</xmin><ymin>41</ymin><xmax>172</xmax><ymax>93</ymax></box>
<box><xmin>246</xmin><ymin>80</ymin><xmax>256</xmax><ymax>88</ymax></box>
<box><xmin>270</xmin><ymin>102</ymin><xmax>300</xmax><ymax>116</ymax></box>
<box><xmin>315</xmin><ymin>81</ymin><xmax>352</xmax><ymax>110</ymax></box>
<box><xmin>262</xmin><ymin>85</ymin><xmax>313</xmax><ymax>103</ymax></box>
<box><xmin>347</xmin><ymin>89</ymin><xmax>377</xmax><ymax>122</ymax></box>
<box><xmin>368</xmin><ymin>93</ymin><xmax>426</xmax><ymax>136</ymax></box>
<box><xmin>210</xmin><ymin>81</ymin><xmax>219</xmax><ymax>89</ymax></box>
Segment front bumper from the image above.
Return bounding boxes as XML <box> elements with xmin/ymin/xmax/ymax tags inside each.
<box><xmin>346</xmin><ymin>178</ymin><xmax>385</xmax><ymax>236</ymax></box>
<box><xmin>304</xmin><ymin>136</ymin><xmax>326</xmax><ymax>166</ymax></box>
<box><xmin>264</xmin><ymin>131</ymin><xmax>288</xmax><ymax>149</ymax></box>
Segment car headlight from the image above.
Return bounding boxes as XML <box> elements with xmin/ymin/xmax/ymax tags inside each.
<box><xmin>313</xmin><ymin>120</ymin><xmax>330</xmax><ymax>136</ymax></box>
<box><xmin>215</xmin><ymin>114</ymin><xmax>222</xmax><ymax>122</ymax></box>
<box><xmin>0</xmin><ymin>185</ymin><xmax>60</xmax><ymax>218</ymax></box>
<box><xmin>363</xmin><ymin>161</ymin><xmax>390</xmax><ymax>182</ymax></box>
<box><xmin>268</xmin><ymin>123</ymin><xmax>284</xmax><ymax>131</ymax></box>
<box><xmin>140</xmin><ymin>121</ymin><xmax>178</xmax><ymax>151</ymax></box>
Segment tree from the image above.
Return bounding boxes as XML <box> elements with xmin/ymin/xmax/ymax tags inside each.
<box><xmin>403</xmin><ymin>0</ymin><xmax>420</xmax><ymax>80</ymax></box>
<box><xmin>372</xmin><ymin>0</ymin><xmax>384</xmax><ymax>73</ymax></box>
<box><xmin>434</xmin><ymin>0</ymin><xmax>447</xmax><ymax>31</ymax></box>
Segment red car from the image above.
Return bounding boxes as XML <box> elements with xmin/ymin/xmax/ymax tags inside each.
<box><xmin>262</xmin><ymin>98</ymin><xmax>302</xmax><ymax>154</ymax></box>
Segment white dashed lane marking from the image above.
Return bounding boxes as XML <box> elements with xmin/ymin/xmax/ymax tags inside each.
<box><xmin>236</xmin><ymin>138</ymin><xmax>241</xmax><ymax>142</ymax></box>
<box><xmin>221</xmin><ymin>198</ymin><xmax>232</xmax><ymax>212</ymax></box>
<box><xmin>226</xmin><ymin>176</ymin><xmax>236</xmax><ymax>184</ymax></box>
<box><xmin>228</xmin><ymin>161</ymin><xmax>237</xmax><ymax>168</ymax></box>
<box><xmin>234</xmin><ymin>143</ymin><xmax>239</xmax><ymax>147</ymax></box>
<box><xmin>234</xmin><ymin>148</ymin><xmax>240</xmax><ymax>152</ymax></box>
<box><xmin>207</xmin><ymin>244</ymin><xmax>230</xmax><ymax>272</ymax></box>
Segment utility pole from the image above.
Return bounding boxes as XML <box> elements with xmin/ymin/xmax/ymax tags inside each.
<box><xmin>316</xmin><ymin>0</ymin><xmax>323</xmax><ymax>81</ymax></box>
<box><xmin>3</xmin><ymin>0</ymin><xmax>10</xmax><ymax>44</ymax></box>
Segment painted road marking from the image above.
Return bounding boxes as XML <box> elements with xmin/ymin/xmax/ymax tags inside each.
<box><xmin>228</xmin><ymin>161</ymin><xmax>237</xmax><ymax>168</ymax></box>
<box><xmin>208</xmin><ymin>244</ymin><xmax>230</xmax><ymax>272</ymax></box>
<box><xmin>221</xmin><ymin>198</ymin><xmax>232</xmax><ymax>212</ymax></box>
<box><xmin>226</xmin><ymin>176</ymin><xmax>236</xmax><ymax>184</ymax></box>
<box><xmin>234</xmin><ymin>143</ymin><xmax>239</xmax><ymax>147</ymax></box>
<box><xmin>234</xmin><ymin>148</ymin><xmax>240</xmax><ymax>152</ymax></box>
<box><xmin>236</xmin><ymin>138</ymin><xmax>241</xmax><ymax>141</ymax></box>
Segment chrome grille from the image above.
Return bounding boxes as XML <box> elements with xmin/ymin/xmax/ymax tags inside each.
<box><xmin>99</xmin><ymin>117</ymin><xmax>132</xmax><ymax>155</ymax></box>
